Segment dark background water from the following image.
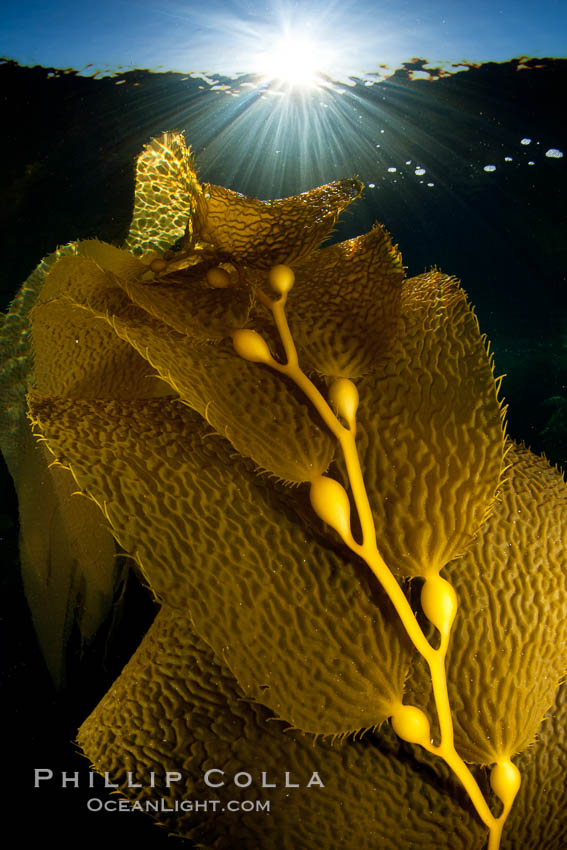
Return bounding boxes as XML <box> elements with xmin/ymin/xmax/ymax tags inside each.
<box><xmin>1</xmin><ymin>57</ymin><xmax>566</xmax><ymax>845</ymax></box>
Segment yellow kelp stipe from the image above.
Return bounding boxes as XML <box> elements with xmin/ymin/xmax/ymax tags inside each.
<box><xmin>231</xmin><ymin>264</ymin><xmax>516</xmax><ymax>850</ymax></box>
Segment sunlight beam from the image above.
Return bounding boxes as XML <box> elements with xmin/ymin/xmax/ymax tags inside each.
<box><xmin>254</xmin><ymin>30</ymin><xmax>334</xmax><ymax>89</ymax></box>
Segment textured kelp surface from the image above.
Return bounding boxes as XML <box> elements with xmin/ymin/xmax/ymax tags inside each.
<box><xmin>79</xmin><ymin>604</ymin><xmax>486</xmax><ymax>850</ymax></box>
<box><xmin>28</xmin><ymin>396</ymin><xmax>412</xmax><ymax>733</ymax></box>
<box><xmin>76</xmin><ymin>603</ymin><xmax>567</xmax><ymax>850</ymax></box>
<box><xmin>1</xmin><ymin>132</ymin><xmax>567</xmax><ymax>848</ymax></box>
<box><xmin>406</xmin><ymin>442</ymin><xmax>567</xmax><ymax>763</ymax></box>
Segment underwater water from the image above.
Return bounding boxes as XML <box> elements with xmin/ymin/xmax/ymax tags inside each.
<box><xmin>1</xmin><ymin>19</ymin><xmax>566</xmax><ymax>850</ymax></box>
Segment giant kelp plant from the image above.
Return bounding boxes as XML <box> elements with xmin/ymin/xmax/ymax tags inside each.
<box><xmin>1</xmin><ymin>133</ymin><xmax>566</xmax><ymax>849</ymax></box>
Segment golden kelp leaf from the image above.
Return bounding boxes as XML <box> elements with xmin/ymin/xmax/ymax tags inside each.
<box><xmin>419</xmin><ymin>443</ymin><xmax>567</xmax><ymax>765</ymax></box>
<box><xmin>349</xmin><ymin>272</ymin><xmax>505</xmax><ymax>578</ymax></box>
<box><xmin>389</xmin><ymin>677</ymin><xmax>567</xmax><ymax>849</ymax></box>
<box><xmin>17</xmin><ymin>429</ymin><xmax>116</xmax><ymax>685</ymax></box>
<box><xmin>76</xmin><ymin>239</ymin><xmax>148</xmax><ymax>282</ymax></box>
<box><xmin>0</xmin><ymin>249</ymin><xmax>117</xmax><ymax>685</ymax></box>
<box><xmin>504</xmin><ymin>679</ymin><xmax>567</xmax><ymax>849</ymax></box>
<box><xmin>282</xmin><ymin>225</ymin><xmax>404</xmax><ymax>378</ymax></box>
<box><xmin>117</xmin><ymin>265</ymin><xmax>253</xmax><ymax>341</ymax></box>
<box><xmin>36</xmin><ymin>254</ymin><xmax>120</xmax><ymax>307</ymax></box>
<box><xmin>29</xmin><ymin>395</ymin><xmax>413</xmax><ymax>733</ymax></box>
<box><xmin>31</xmin><ymin>256</ymin><xmax>169</xmax><ymax>399</ymax></box>
<box><xmin>124</xmin><ymin>132</ymin><xmax>203</xmax><ymax>256</ymax></box>
<box><xmin>71</xmin><ymin>289</ymin><xmax>335</xmax><ymax>482</ymax></box>
<box><xmin>78</xmin><ymin>604</ymin><xmax>486</xmax><ymax>850</ymax></box>
<box><xmin>0</xmin><ymin>245</ymin><xmax>76</xmax><ymax>474</ymax></box>
<box><xmin>195</xmin><ymin>177</ymin><xmax>363</xmax><ymax>267</ymax></box>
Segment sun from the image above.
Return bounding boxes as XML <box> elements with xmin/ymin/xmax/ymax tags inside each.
<box><xmin>255</xmin><ymin>32</ymin><xmax>332</xmax><ymax>89</ymax></box>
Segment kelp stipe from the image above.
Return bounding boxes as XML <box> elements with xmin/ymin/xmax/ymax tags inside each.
<box><xmin>1</xmin><ymin>133</ymin><xmax>566</xmax><ymax>848</ymax></box>
<box><xmin>231</xmin><ymin>262</ymin><xmax>515</xmax><ymax>849</ymax></box>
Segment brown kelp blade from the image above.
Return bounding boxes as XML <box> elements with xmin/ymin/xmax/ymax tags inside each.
<box><xmin>408</xmin><ymin>442</ymin><xmax>567</xmax><ymax>766</ymax></box>
<box><xmin>17</xmin><ymin>429</ymin><xmax>117</xmax><ymax>685</ymax></box>
<box><xmin>29</xmin><ymin>395</ymin><xmax>413</xmax><ymax>733</ymax></box>
<box><xmin>504</xmin><ymin>677</ymin><xmax>567</xmax><ymax>849</ymax></box>
<box><xmin>0</xmin><ymin>250</ymin><xmax>119</xmax><ymax>685</ymax></box>
<box><xmin>195</xmin><ymin>177</ymin><xmax>364</xmax><ymax>267</ymax></box>
<box><xmin>124</xmin><ymin>131</ymin><xmax>364</xmax><ymax>271</ymax></box>
<box><xmin>78</xmin><ymin>603</ymin><xmax>486</xmax><ymax>850</ymax></box>
<box><xmin>124</xmin><ymin>132</ymin><xmax>203</xmax><ymax>256</ymax></box>
<box><xmin>347</xmin><ymin>272</ymin><xmax>506</xmax><ymax>579</ymax></box>
<box><xmin>64</xmin><ymin>283</ymin><xmax>336</xmax><ymax>483</ymax></box>
<box><xmin>280</xmin><ymin>224</ymin><xmax>404</xmax><ymax>379</ymax></box>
